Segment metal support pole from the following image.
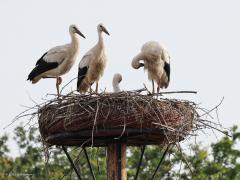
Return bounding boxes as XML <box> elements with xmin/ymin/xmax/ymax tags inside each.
<box><xmin>62</xmin><ymin>146</ymin><xmax>82</xmax><ymax>180</ymax></box>
<box><xmin>134</xmin><ymin>145</ymin><xmax>146</xmax><ymax>180</ymax></box>
<box><xmin>83</xmin><ymin>147</ymin><xmax>96</xmax><ymax>180</ymax></box>
<box><xmin>150</xmin><ymin>144</ymin><xmax>172</xmax><ymax>180</ymax></box>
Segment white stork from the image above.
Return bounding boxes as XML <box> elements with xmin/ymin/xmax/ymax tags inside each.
<box><xmin>27</xmin><ymin>24</ymin><xmax>85</xmax><ymax>96</ymax></box>
<box><xmin>77</xmin><ymin>23</ymin><xmax>109</xmax><ymax>94</ymax></box>
<box><xmin>112</xmin><ymin>73</ymin><xmax>122</xmax><ymax>93</ymax></box>
<box><xmin>131</xmin><ymin>41</ymin><xmax>170</xmax><ymax>94</ymax></box>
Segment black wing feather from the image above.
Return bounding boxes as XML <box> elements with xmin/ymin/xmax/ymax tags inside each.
<box><xmin>27</xmin><ymin>56</ymin><xmax>58</xmax><ymax>81</ymax></box>
<box><xmin>77</xmin><ymin>66</ymin><xmax>88</xmax><ymax>90</ymax></box>
<box><xmin>164</xmin><ymin>62</ymin><xmax>170</xmax><ymax>83</ymax></box>
<box><xmin>36</xmin><ymin>52</ymin><xmax>48</xmax><ymax>65</ymax></box>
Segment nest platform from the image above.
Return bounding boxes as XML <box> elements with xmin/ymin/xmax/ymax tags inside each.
<box><xmin>38</xmin><ymin>91</ymin><xmax>197</xmax><ymax>147</ymax></box>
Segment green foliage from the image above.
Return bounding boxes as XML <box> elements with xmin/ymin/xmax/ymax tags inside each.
<box><xmin>1</xmin><ymin>125</ymin><xmax>240</xmax><ymax>179</ymax></box>
<box><xmin>0</xmin><ymin>134</ymin><xmax>13</xmax><ymax>180</ymax></box>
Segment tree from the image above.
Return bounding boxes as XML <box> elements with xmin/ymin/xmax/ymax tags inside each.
<box><xmin>0</xmin><ymin>134</ymin><xmax>14</xmax><ymax>180</ymax></box>
<box><xmin>0</xmin><ymin>124</ymin><xmax>240</xmax><ymax>179</ymax></box>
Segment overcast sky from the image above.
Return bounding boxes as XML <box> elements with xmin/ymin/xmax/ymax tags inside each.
<box><xmin>1</xmin><ymin>0</ymin><xmax>240</xmax><ymax>155</ymax></box>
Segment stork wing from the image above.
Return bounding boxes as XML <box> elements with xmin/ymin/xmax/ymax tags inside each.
<box><xmin>43</xmin><ymin>44</ymin><xmax>69</xmax><ymax>64</ymax></box>
<box><xmin>162</xmin><ymin>49</ymin><xmax>170</xmax><ymax>83</ymax></box>
<box><xmin>77</xmin><ymin>66</ymin><xmax>88</xmax><ymax>90</ymax></box>
<box><xmin>76</xmin><ymin>53</ymin><xmax>93</xmax><ymax>90</ymax></box>
<box><xmin>161</xmin><ymin>49</ymin><xmax>170</xmax><ymax>64</ymax></box>
<box><xmin>28</xmin><ymin>56</ymin><xmax>58</xmax><ymax>81</ymax></box>
<box><xmin>164</xmin><ymin>61</ymin><xmax>170</xmax><ymax>82</ymax></box>
<box><xmin>79</xmin><ymin>52</ymin><xmax>92</xmax><ymax>68</ymax></box>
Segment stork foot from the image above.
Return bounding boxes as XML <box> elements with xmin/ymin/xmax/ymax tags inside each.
<box><xmin>147</xmin><ymin>92</ymin><xmax>153</xmax><ymax>96</ymax></box>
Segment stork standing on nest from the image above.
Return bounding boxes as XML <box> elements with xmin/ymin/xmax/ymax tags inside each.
<box><xmin>77</xmin><ymin>23</ymin><xmax>109</xmax><ymax>94</ymax></box>
<box><xmin>131</xmin><ymin>41</ymin><xmax>170</xmax><ymax>94</ymax></box>
<box><xmin>27</xmin><ymin>24</ymin><xmax>85</xmax><ymax>96</ymax></box>
<box><xmin>112</xmin><ymin>73</ymin><xmax>122</xmax><ymax>93</ymax></box>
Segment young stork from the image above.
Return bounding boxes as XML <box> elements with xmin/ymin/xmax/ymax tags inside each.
<box><xmin>131</xmin><ymin>41</ymin><xmax>170</xmax><ymax>94</ymax></box>
<box><xmin>27</xmin><ymin>24</ymin><xmax>85</xmax><ymax>96</ymax></box>
<box><xmin>112</xmin><ymin>73</ymin><xmax>122</xmax><ymax>93</ymax></box>
<box><xmin>77</xmin><ymin>23</ymin><xmax>109</xmax><ymax>94</ymax></box>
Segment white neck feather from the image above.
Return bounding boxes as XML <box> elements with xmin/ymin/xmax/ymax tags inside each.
<box><xmin>112</xmin><ymin>74</ymin><xmax>122</xmax><ymax>93</ymax></box>
<box><xmin>98</xmin><ymin>31</ymin><xmax>104</xmax><ymax>47</ymax></box>
<box><xmin>113</xmin><ymin>83</ymin><xmax>121</xmax><ymax>93</ymax></box>
<box><xmin>70</xmin><ymin>33</ymin><xmax>80</xmax><ymax>54</ymax></box>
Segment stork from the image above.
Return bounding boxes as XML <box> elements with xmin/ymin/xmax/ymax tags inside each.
<box><xmin>131</xmin><ymin>41</ymin><xmax>170</xmax><ymax>94</ymax></box>
<box><xmin>112</xmin><ymin>73</ymin><xmax>122</xmax><ymax>93</ymax></box>
<box><xmin>77</xmin><ymin>23</ymin><xmax>109</xmax><ymax>94</ymax></box>
<box><xmin>27</xmin><ymin>24</ymin><xmax>85</xmax><ymax>96</ymax></box>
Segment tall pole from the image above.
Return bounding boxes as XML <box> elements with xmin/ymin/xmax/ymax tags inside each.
<box><xmin>107</xmin><ymin>143</ymin><xmax>127</xmax><ymax>180</ymax></box>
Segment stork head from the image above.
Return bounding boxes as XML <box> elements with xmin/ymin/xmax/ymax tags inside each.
<box><xmin>113</xmin><ymin>73</ymin><xmax>122</xmax><ymax>84</ymax></box>
<box><xmin>131</xmin><ymin>58</ymin><xmax>145</xmax><ymax>69</ymax></box>
<box><xmin>97</xmin><ymin>23</ymin><xmax>110</xmax><ymax>35</ymax></box>
<box><xmin>69</xmin><ymin>24</ymin><xmax>86</xmax><ymax>38</ymax></box>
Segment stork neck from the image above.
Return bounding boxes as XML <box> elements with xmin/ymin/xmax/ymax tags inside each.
<box><xmin>70</xmin><ymin>34</ymin><xmax>80</xmax><ymax>53</ymax></box>
<box><xmin>97</xmin><ymin>31</ymin><xmax>104</xmax><ymax>47</ymax></box>
<box><xmin>113</xmin><ymin>82</ymin><xmax>120</xmax><ymax>93</ymax></box>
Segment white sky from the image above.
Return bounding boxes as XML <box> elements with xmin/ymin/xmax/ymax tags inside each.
<box><xmin>1</xmin><ymin>0</ymin><xmax>240</xmax><ymax>155</ymax></box>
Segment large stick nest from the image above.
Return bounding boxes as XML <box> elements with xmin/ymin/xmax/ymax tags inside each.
<box><xmin>38</xmin><ymin>90</ymin><xmax>198</xmax><ymax>147</ymax></box>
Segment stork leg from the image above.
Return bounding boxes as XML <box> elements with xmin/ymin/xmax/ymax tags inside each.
<box><xmin>56</xmin><ymin>76</ymin><xmax>62</xmax><ymax>97</ymax></box>
<box><xmin>89</xmin><ymin>85</ymin><xmax>92</xmax><ymax>95</ymax></box>
<box><xmin>152</xmin><ymin>80</ymin><xmax>155</xmax><ymax>95</ymax></box>
<box><xmin>157</xmin><ymin>85</ymin><xmax>160</xmax><ymax>98</ymax></box>
<box><xmin>95</xmin><ymin>82</ymin><xmax>99</xmax><ymax>94</ymax></box>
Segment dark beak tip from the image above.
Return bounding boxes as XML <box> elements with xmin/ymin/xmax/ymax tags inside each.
<box><xmin>80</xmin><ymin>33</ymin><xmax>86</xmax><ymax>39</ymax></box>
<box><xmin>103</xmin><ymin>29</ymin><xmax>110</xmax><ymax>36</ymax></box>
<box><xmin>76</xmin><ymin>29</ymin><xmax>86</xmax><ymax>39</ymax></box>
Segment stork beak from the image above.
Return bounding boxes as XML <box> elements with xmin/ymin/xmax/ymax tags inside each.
<box><xmin>102</xmin><ymin>27</ymin><xmax>110</xmax><ymax>35</ymax></box>
<box><xmin>139</xmin><ymin>63</ymin><xmax>144</xmax><ymax>68</ymax></box>
<box><xmin>74</xmin><ymin>27</ymin><xmax>86</xmax><ymax>38</ymax></box>
<box><xmin>118</xmin><ymin>77</ymin><xmax>122</xmax><ymax>83</ymax></box>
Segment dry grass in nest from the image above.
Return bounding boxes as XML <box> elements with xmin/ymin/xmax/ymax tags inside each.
<box><xmin>38</xmin><ymin>89</ymin><xmax>198</xmax><ymax>147</ymax></box>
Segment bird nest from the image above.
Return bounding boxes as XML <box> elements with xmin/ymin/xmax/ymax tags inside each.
<box><xmin>38</xmin><ymin>90</ymin><xmax>198</xmax><ymax>147</ymax></box>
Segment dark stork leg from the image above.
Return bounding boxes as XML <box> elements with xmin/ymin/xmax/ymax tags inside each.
<box><xmin>56</xmin><ymin>76</ymin><xmax>62</xmax><ymax>97</ymax></box>
<box><xmin>95</xmin><ymin>81</ymin><xmax>99</xmax><ymax>94</ymax></box>
<box><xmin>152</xmin><ymin>80</ymin><xmax>155</xmax><ymax>95</ymax></box>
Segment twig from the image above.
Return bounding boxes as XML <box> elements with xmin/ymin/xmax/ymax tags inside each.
<box><xmin>60</xmin><ymin>77</ymin><xmax>78</xmax><ymax>94</ymax></box>
<box><xmin>200</xmin><ymin>97</ymin><xmax>224</xmax><ymax>117</ymax></box>
<box><xmin>156</xmin><ymin>91</ymin><xmax>197</xmax><ymax>95</ymax></box>
<box><xmin>91</xmin><ymin>99</ymin><xmax>99</xmax><ymax>146</ymax></box>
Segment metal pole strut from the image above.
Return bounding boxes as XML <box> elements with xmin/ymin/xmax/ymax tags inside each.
<box><xmin>62</xmin><ymin>146</ymin><xmax>82</xmax><ymax>180</ymax></box>
<box><xmin>134</xmin><ymin>145</ymin><xmax>146</xmax><ymax>180</ymax></box>
<box><xmin>83</xmin><ymin>147</ymin><xmax>96</xmax><ymax>180</ymax></box>
<box><xmin>150</xmin><ymin>144</ymin><xmax>172</xmax><ymax>180</ymax></box>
